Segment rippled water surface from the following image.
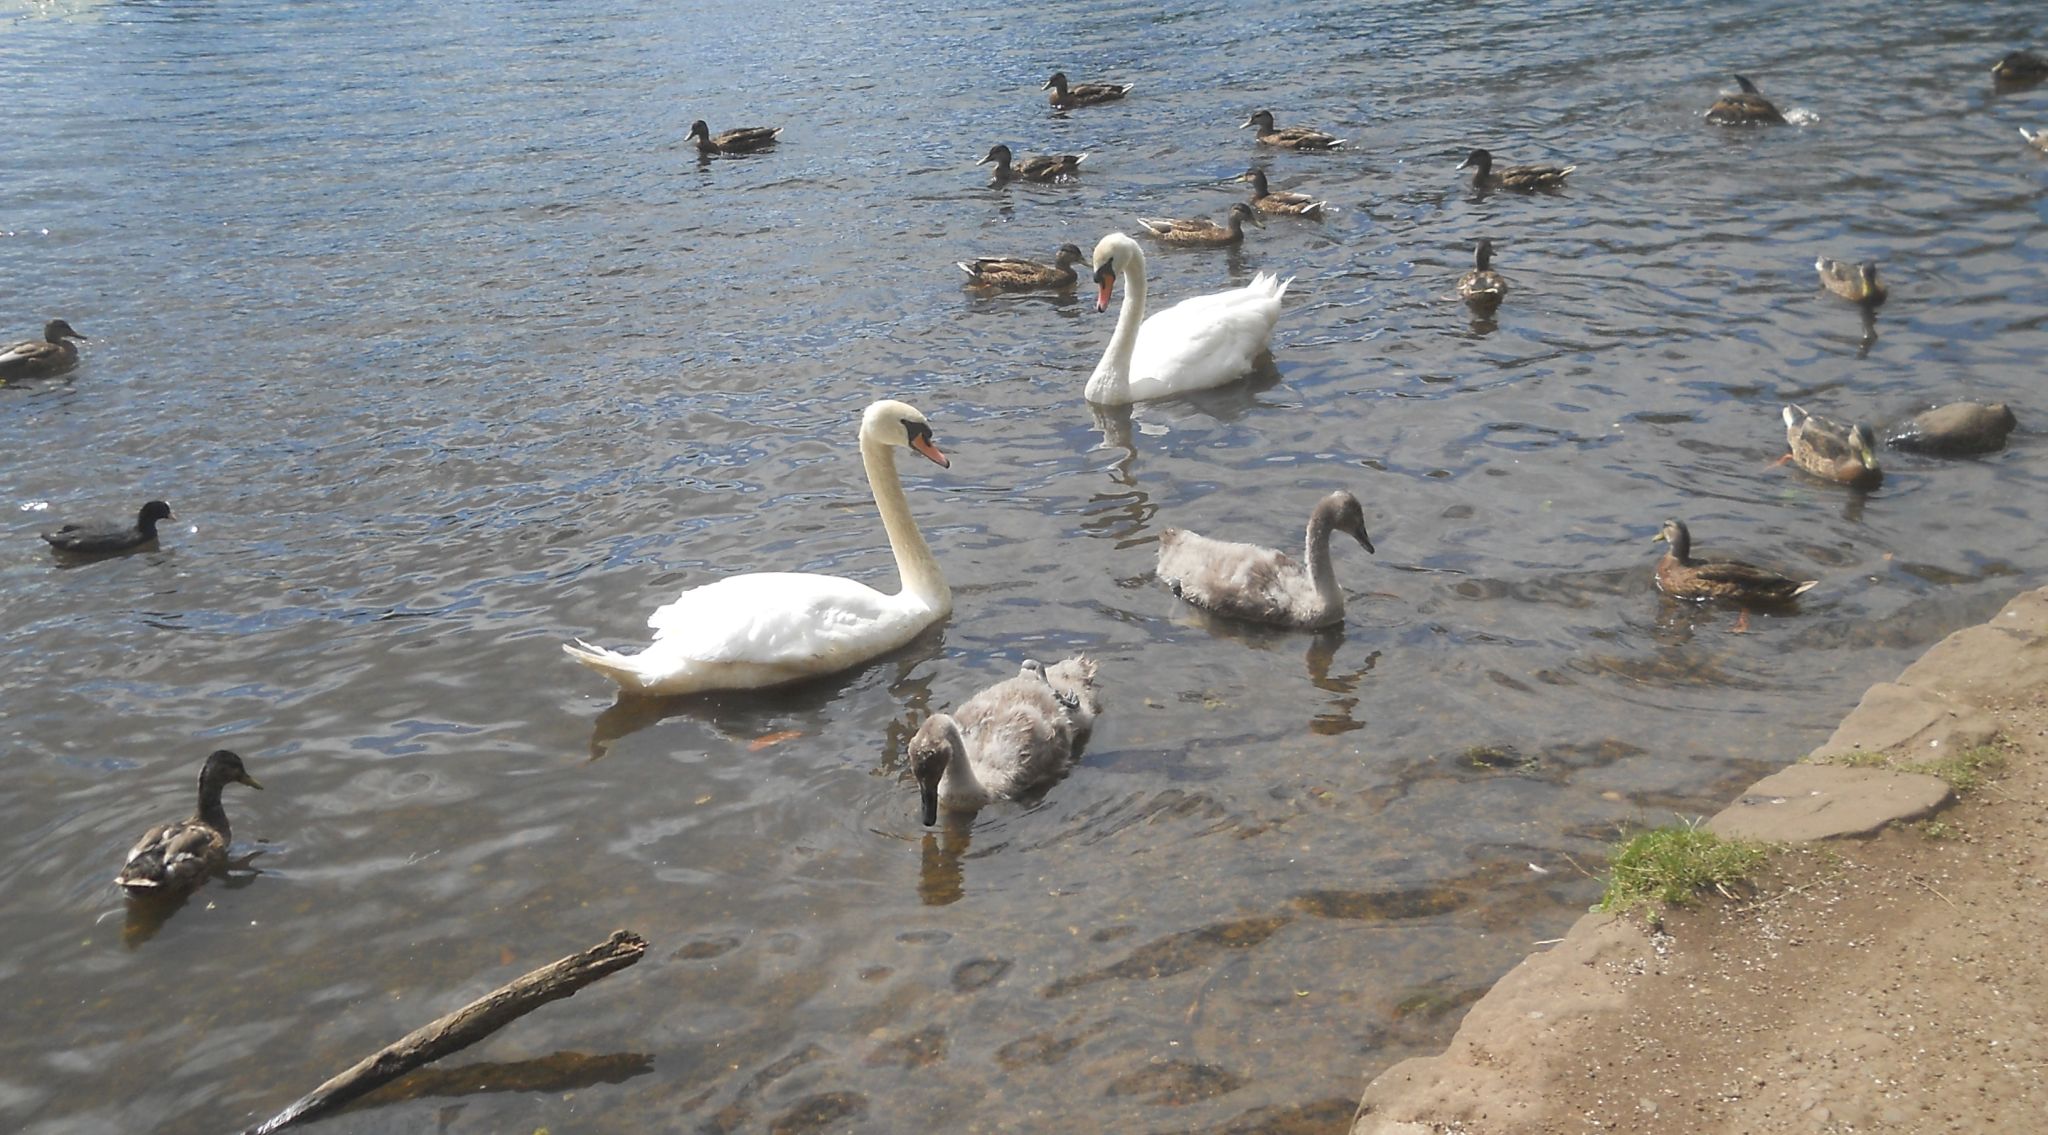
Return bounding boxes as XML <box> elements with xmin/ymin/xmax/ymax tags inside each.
<box><xmin>6</xmin><ymin>1</ymin><xmax>2048</xmax><ymax>1132</ymax></box>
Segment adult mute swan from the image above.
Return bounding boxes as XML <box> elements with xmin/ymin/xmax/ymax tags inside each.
<box><xmin>563</xmin><ymin>399</ymin><xmax>953</xmax><ymax>695</ymax></box>
<box><xmin>1084</xmin><ymin>231</ymin><xmax>1290</xmax><ymax>406</ymax></box>
<box><xmin>911</xmin><ymin>655</ymin><xmax>1102</xmax><ymax>825</ymax></box>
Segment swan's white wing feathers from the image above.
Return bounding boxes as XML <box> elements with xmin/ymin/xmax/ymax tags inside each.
<box><xmin>1127</xmin><ymin>273</ymin><xmax>1290</xmax><ymax>399</ymax></box>
<box><xmin>644</xmin><ymin>571</ymin><xmax>908</xmax><ymax>664</ymax></box>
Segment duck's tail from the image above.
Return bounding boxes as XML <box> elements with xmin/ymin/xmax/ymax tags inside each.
<box><xmin>1791</xmin><ymin>580</ymin><xmax>1820</xmax><ymax>597</ymax></box>
<box><xmin>562</xmin><ymin>639</ymin><xmax>654</xmax><ymax>689</ymax></box>
<box><xmin>956</xmin><ymin>261</ymin><xmax>981</xmax><ymax>278</ymax></box>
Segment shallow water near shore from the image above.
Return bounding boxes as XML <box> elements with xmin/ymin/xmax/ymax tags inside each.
<box><xmin>4</xmin><ymin>1</ymin><xmax>2047</xmax><ymax>1132</ymax></box>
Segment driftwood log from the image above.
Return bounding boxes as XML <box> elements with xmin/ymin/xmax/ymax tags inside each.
<box><xmin>241</xmin><ymin>929</ymin><xmax>647</xmax><ymax>1135</ymax></box>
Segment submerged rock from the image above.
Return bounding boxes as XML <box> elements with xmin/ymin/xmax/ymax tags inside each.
<box><xmin>1881</xmin><ymin>401</ymin><xmax>2017</xmax><ymax>455</ymax></box>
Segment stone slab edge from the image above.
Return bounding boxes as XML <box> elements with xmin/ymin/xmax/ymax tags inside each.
<box><xmin>1351</xmin><ymin>585</ymin><xmax>2048</xmax><ymax>1135</ymax></box>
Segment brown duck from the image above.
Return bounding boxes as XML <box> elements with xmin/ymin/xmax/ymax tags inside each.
<box><xmin>1815</xmin><ymin>256</ymin><xmax>1885</xmax><ymax>306</ymax></box>
<box><xmin>0</xmin><ymin>318</ymin><xmax>87</xmax><ymax>379</ymax></box>
<box><xmin>1137</xmin><ymin>202</ymin><xmax>1263</xmax><ymax>247</ymax></box>
<box><xmin>1237</xmin><ymin>169</ymin><xmax>1327</xmax><ymax>217</ymax></box>
<box><xmin>687</xmin><ymin>120</ymin><xmax>783</xmax><ymax>154</ymax></box>
<box><xmin>1782</xmin><ymin>404</ymin><xmax>1881</xmax><ymax>490</ymax></box>
<box><xmin>1457</xmin><ymin>148</ymin><xmax>1574</xmax><ymax>191</ymax></box>
<box><xmin>1653</xmin><ymin>519</ymin><xmax>1816</xmax><ymax>605</ymax></box>
<box><xmin>1044</xmin><ymin>71</ymin><xmax>1133</xmax><ymax>109</ymax></box>
<box><xmin>979</xmin><ymin>143</ymin><xmax>1086</xmax><ymax>184</ymax></box>
<box><xmin>116</xmin><ymin>750</ymin><xmax>264</xmax><ymax>898</ymax></box>
<box><xmin>957</xmin><ymin>243</ymin><xmax>1086</xmax><ymax>290</ymax></box>
<box><xmin>1705</xmin><ymin>75</ymin><xmax>1787</xmax><ymax>125</ymax></box>
<box><xmin>1240</xmin><ymin>109</ymin><xmax>1344</xmax><ymax>151</ymax></box>
<box><xmin>1457</xmin><ymin>239</ymin><xmax>1508</xmax><ymax>309</ymax></box>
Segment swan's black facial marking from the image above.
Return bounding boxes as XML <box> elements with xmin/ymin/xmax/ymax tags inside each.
<box><xmin>1093</xmin><ymin>264</ymin><xmax>1116</xmax><ymax>313</ymax></box>
<box><xmin>902</xmin><ymin>418</ymin><xmax>950</xmax><ymax>468</ymax></box>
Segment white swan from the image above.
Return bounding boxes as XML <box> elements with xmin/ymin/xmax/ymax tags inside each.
<box><xmin>1084</xmin><ymin>231</ymin><xmax>1290</xmax><ymax>405</ymax></box>
<box><xmin>910</xmin><ymin>656</ymin><xmax>1102</xmax><ymax>825</ymax></box>
<box><xmin>563</xmin><ymin>399</ymin><xmax>952</xmax><ymax>695</ymax></box>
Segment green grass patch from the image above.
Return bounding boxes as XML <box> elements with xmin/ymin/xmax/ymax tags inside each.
<box><xmin>1808</xmin><ymin>740</ymin><xmax>2008</xmax><ymax>793</ymax></box>
<box><xmin>1596</xmin><ymin>823</ymin><xmax>1771</xmax><ymax>915</ymax></box>
<box><xmin>1911</xmin><ymin>744</ymin><xmax>2006</xmax><ymax>793</ymax></box>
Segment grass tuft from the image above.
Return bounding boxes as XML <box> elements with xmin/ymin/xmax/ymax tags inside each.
<box><xmin>1596</xmin><ymin>821</ymin><xmax>1771</xmax><ymax>915</ymax></box>
<box><xmin>1912</xmin><ymin>744</ymin><xmax>2006</xmax><ymax>793</ymax></box>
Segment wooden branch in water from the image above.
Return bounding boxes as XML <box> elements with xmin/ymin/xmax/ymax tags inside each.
<box><xmin>240</xmin><ymin>929</ymin><xmax>648</xmax><ymax>1135</ymax></box>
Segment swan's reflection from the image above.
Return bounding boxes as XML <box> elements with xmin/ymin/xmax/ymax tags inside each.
<box><xmin>1306</xmin><ymin>633</ymin><xmax>1382</xmax><ymax>735</ymax></box>
<box><xmin>585</xmin><ymin>628</ymin><xmax>945</xmax><ymax>760</ymax></box>
<box><xmin>917</xmin><ymin>824</ymin><xmax>970</xmax><ymax>906</ymax></box>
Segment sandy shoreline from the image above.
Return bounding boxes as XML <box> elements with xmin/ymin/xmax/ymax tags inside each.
<box><xmin>1352</xmin><ymin>586</ymin><xmax>2048</xmax><ymax>1135</ymax></box>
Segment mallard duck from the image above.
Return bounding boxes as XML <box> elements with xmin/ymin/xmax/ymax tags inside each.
<box><xmin>1815</xmin><ymin>256</ymin><xmax>1886</xmax><ymax>306</ymax></box>
<box><xmin>1456</xmin><ymin>148</ymin><xmax>1574</xmax><ymax>191</ymax></box>
<box><xmin>686</xmin><ymin>120</ymin><xmax>782</xmax><ymax>155</ymax></box>
<box><xmin>2022</xmin><ymin>127</ymin><xmax>2048</xmax><ymax>153</ymax></box>
<box><xmin>0</xmin><ymin>319</ymin><xmax>87</xmax><ymax>379</ymax></box>
<box><xmin>1157</xmin><ymin>491</ymin><xmax>1375</xmax><ymax>630</ymax></box>
<box><xmin>1782</xmin><ymin>405</ymin><xmax>1881</xmax><ymax>489</ymax></box>
<box><xmin>1705</xmin><ymin>75</ymin><xmax>1787</xmax><ymax>125</ymax></box>
<box><xmin>1992</xmin><ymin>51</ymin><xmax>2048</xmax><ymax>86</ymax></box>
<box><xmin>116</xmin><ymin>749</ymin><xmax>263</xmax><ymax>897</ymax></box>
<box><xmin>1457</xmin><ymin>239</ymin><xmax>1508</xmax><ymax>309</ymax></box>
<box><xmin>1240</xmin><ymin>110</ymin><xmax>1344</xmax><ymax>151</ymax></box>
<box><xmin>979</xmin><ymin>143</ymin><xmax>1085</xmax><ymax>184</ymax></box>
<box><xmin>1882</xmin><ymin>402</ymin><xmax>2017</xmax><ymax>455</ymax></box>
<box><xmin>910</xmin><ymin>655</ymin><xmax>1101</xmax><ymax>825</ymax></box>
<box><xmin>1044</xmin><ymin>71</ymin><xmax>1133</xmax><ymax>109</ymax></box>
<box><xmin>1137</xmin><ymin>202</ymin><xmax>1263</xmax><ymax>247</ymax></box>
<box><xmin>1653</xmin><ymin>519</ymin><xmax>1816</xmax><ymax>605</ymax></box>
<box><xmin>1236</xmin><ymin>169</ymin><xmax>1327</xmax><ymax>217</ymax></box>
<box><xmin>41</xmin><ymin>500</ymin><xmax>176</xmax><ymax>555</ymax></box>
<box><xmin>957</xmin><ymin>243</ymin><xmax>1085</xmax><ymax>291</ymax></box>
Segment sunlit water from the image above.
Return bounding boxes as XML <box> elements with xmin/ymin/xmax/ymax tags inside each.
<box><xmin>4</xmin><ymin>1</ymin><xmax>2047</xmax><ymax>1132</ymax></box>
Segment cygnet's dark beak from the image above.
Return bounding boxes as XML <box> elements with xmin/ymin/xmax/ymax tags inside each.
<box><xmin>919</xmin><ymin>779</ymin><xmax>939</xmax><ymax>827</ymax></box>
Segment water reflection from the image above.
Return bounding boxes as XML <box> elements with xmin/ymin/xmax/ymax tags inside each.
<box><xmin>354</xmin><ymin>1051</ymin><xmax>655</xmax><ymax>1107</ymax></box>
<box><xmin>584</xmin><ymin>631</ymin><xmax>946</xmax><ymax>758</ymax></box>
<box><xmin>119</xmin><ymin>851</ymin><xmax>266</xmax><ymax>948</ymax></box>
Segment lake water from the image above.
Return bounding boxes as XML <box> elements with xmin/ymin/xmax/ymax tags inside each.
<box><xmin>4</xmin><ymin>1</ymin><xmax>2046</xmax><ymax>1132</ymax></box>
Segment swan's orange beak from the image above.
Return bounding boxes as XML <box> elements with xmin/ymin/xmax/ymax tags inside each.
<box><xmin>911</xmin><ymin>436</ymin><xmax>950</xmax><ymax>468</ymax></box>
<box><xmin>1094</xmin><ymin>268</ymin><xmax>1115</xmax><ymax>313</ymax></box>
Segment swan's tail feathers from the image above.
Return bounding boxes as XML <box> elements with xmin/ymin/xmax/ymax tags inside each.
<box><xmin>563</xmin><ymin>638</ymin><xmax>656</xmax><ymax>689</ymax></box>
<box><xmin>1253</xmin><ymin>272</ymin><xmax>1295</xmax><ymax>302</ymax></box>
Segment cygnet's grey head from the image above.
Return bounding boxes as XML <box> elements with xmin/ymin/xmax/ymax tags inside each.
<box><xmin>1321</xmin><ymin>491</ymin><xmax>1375</xmax><ymax>554</ymax></box>
<box><xmin>908</xmin><ymin>714</ymin><xmax>964</xmax><ymax>827</ymax></box>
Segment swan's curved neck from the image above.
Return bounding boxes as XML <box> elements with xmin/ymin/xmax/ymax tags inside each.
<box><xmin>1086</xmin><ymin>250</ymin><xmax>1147</xmax><ymax>404</ymax></box>
<box><xmin>943</xmin><ymin>738</ymin><xmax>986</xmax><ymax>800</ymax></box>
<box><xmin>861</xmin><ymin>434</ymin><xmax>950</xmax><ymax>612</ymax></box>
<box><xmin>1304</xmin><ymin>511</ymin><xmax>1345</xmax><ymax>615</ymax></box>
